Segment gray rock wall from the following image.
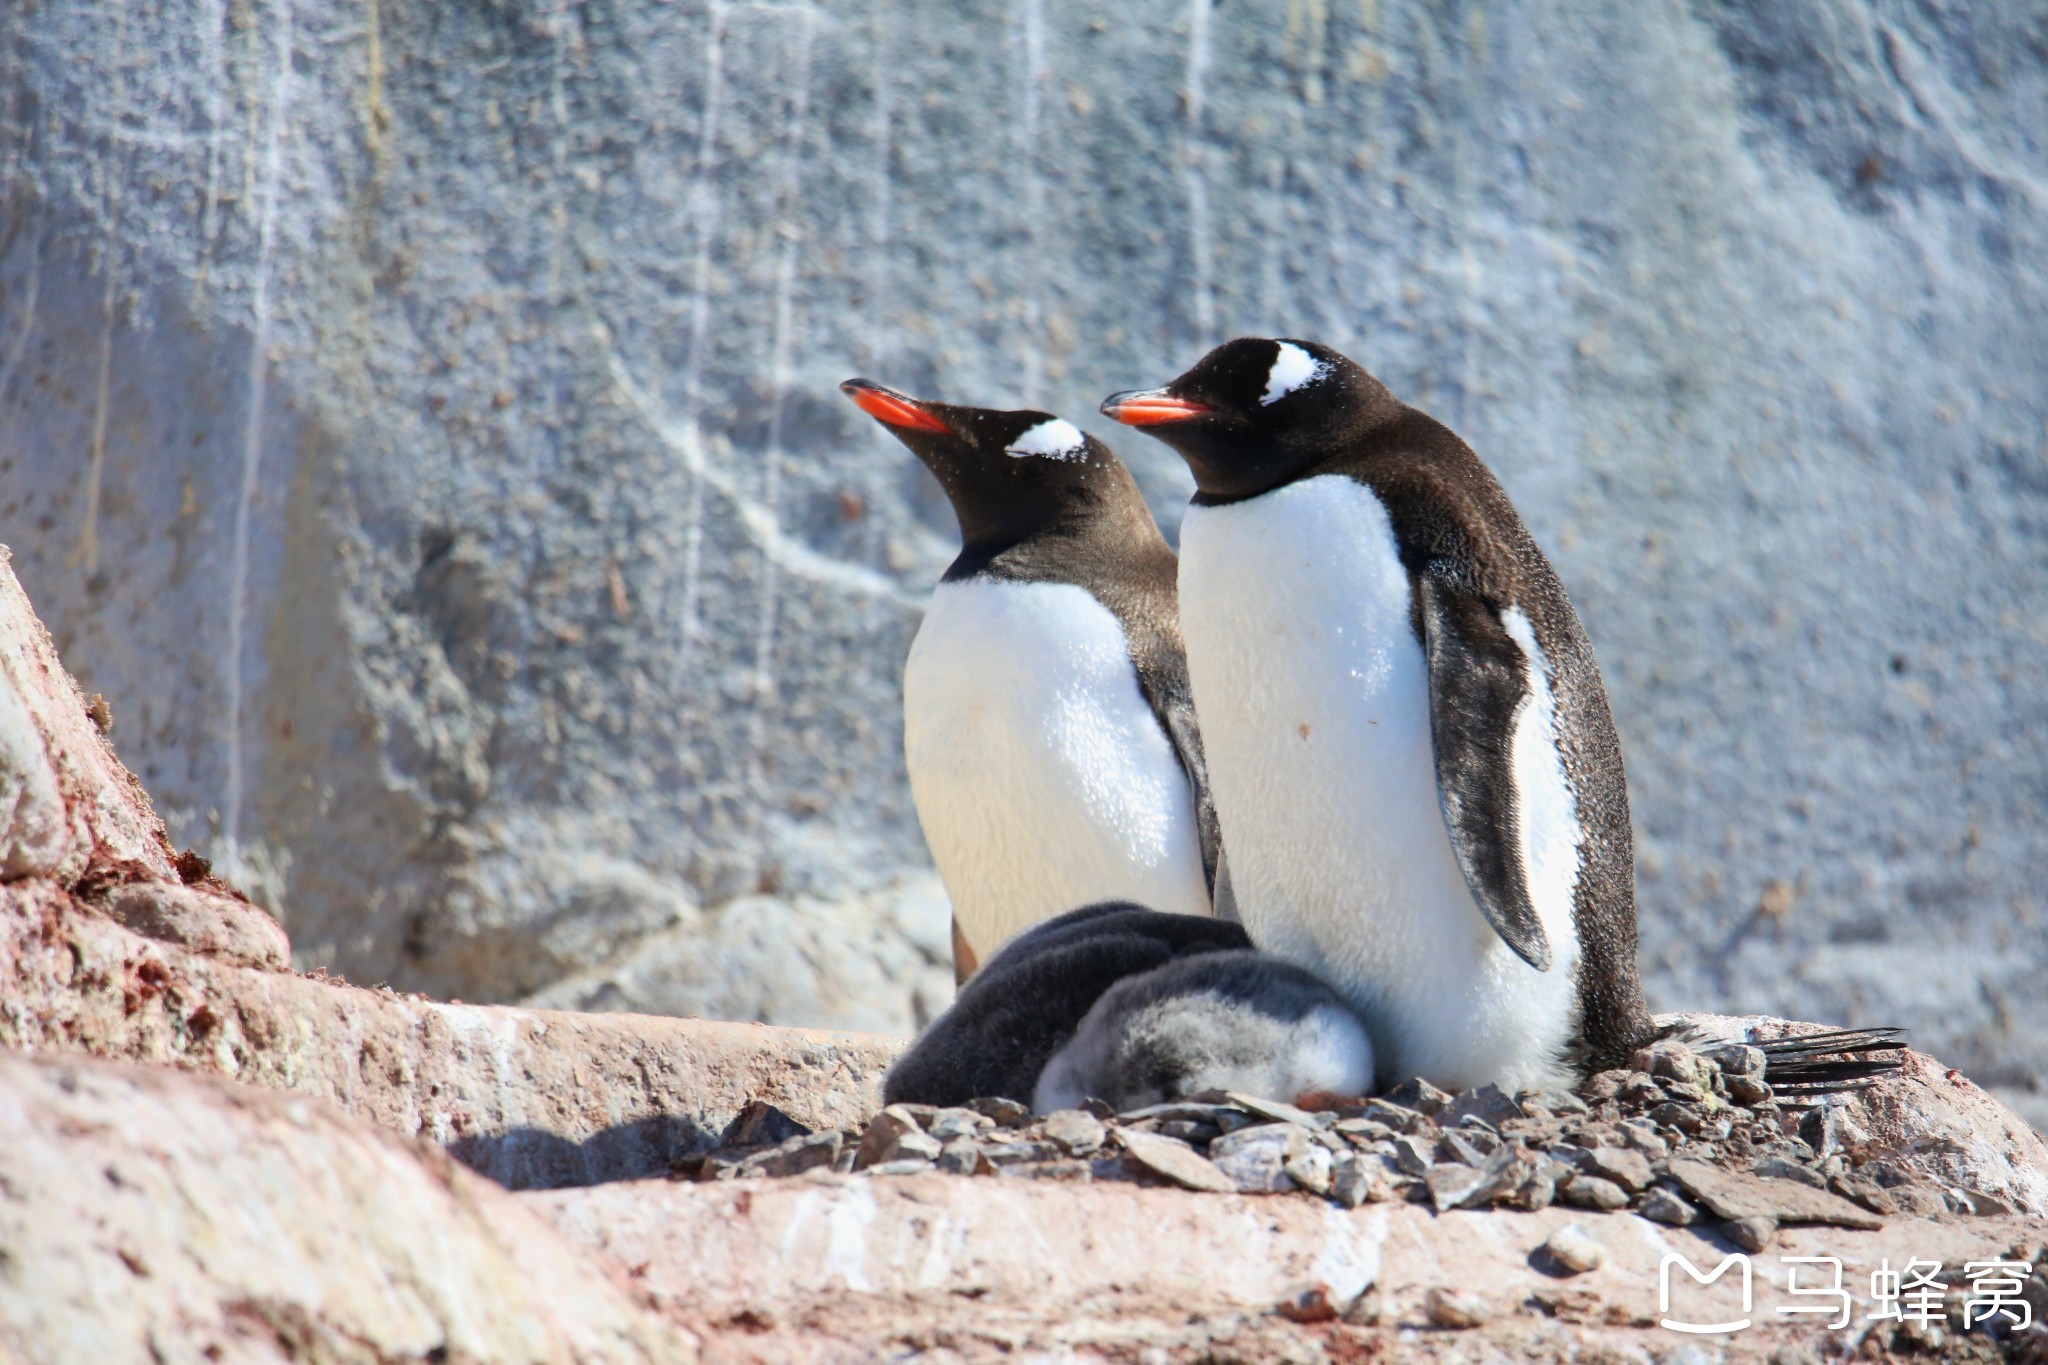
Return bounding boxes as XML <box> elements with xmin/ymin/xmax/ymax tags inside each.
<box><xmin>3</xmin><ymin>1</ymin><xmax>2043</xmax><ymax>1119</ymax></box>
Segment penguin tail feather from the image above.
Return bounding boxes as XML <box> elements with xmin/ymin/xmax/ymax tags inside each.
<box><xmin>1753</xmin><ymin>1027</ymin><xmax>1907</xmax><ymax>1096</ymax></box>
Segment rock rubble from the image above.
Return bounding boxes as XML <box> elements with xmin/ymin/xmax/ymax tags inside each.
<box><xmin>683</xmin><ymin>1035</ymin><xmax>2027</xmax><ymax>1254</ymax></box>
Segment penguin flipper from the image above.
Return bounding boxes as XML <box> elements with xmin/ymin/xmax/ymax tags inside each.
<box><xmin>1143</xmin><ymin>670</ymin><xmax>1230</xmax><ymax>914</ymax></box>
<box><xmin>1416</xmin><ymin>574</ymin><xmax>1553</xmax><ymax>972</ymax></box>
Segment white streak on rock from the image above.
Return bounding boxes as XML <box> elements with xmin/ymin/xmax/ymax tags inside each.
<box><xmin>747</xmin><ymin>6</ymin><xmax>819</xmax><ymax>801</ymax></box>
<box><xmin>76</xmin><ymin>0</ymin><xmax>127</xmax><ymax>580</ymax></box>
<box><xmin>609</xmin><ymin>352</ymin><xmax>919</xmax><ymax>608</ymax></box>
<box><xmin>677</xmin><ymin>4</ymin><xmax>730</xmax><ymax>660</ymax></box>
<box><xmin>224</xmin><ymin>0</ymin><xmax>294</xmax><ymax>865</ymax></box>
<box><xmin>1183</xmin><ymin>0</ymin><xmax>1214</xmax><ymax>341</ymax></box>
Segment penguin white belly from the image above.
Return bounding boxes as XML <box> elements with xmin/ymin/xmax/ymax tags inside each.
<box><xmin>903</xmin><ymin>579</ymin><xmax>1212</xmax><ymax>960</ymax></box>
<box><xmin>1178</xmin><ymin>475</ymin><xmax>1581</xmax><ymax>1093</ymax></box>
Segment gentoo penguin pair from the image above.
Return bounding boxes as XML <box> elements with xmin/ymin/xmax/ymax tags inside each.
<box><xmin>847</xmin><ymin>339</ymin><xmax>1652</xmax><ymax>1106</ymax></box>
<box><xmin>840</xmin><ymin>380</ymin><xmax>1230</xmax><ymax>984</ymax></box>
<box><xmin>884</xmin><ymin>902</ymin><xmax>1375</xmax><ymax>1114</ymax></box>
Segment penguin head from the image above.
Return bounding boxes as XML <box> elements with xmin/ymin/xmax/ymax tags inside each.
<box><xmin>841</xmin><ymin>378</ymin><xmax>1138</xmax><ymax>553</ymax></box>
<box><xmin>1100</xmin><ymin>338</ymin><xmax>1399</xmax><ymax>499</ymax></box>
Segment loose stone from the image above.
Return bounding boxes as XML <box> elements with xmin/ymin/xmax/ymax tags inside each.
<box><xmin>966</xmin><ymin>1096</ymin><xmax>1031</xmax><ymax>1127</ymax></box>
<box><xmin>1541</xmin><ymin>1223</ymin><xmax>1604</xmax><ymax>1274</ymax></box>
<box><xmin>1638</xmin><ymin>1186</ymin><xmax>1699</xmax><ymax>1225</ymax></box>
<box><xmin>1041</xmin><ymin>1109</ymin><xmax>1107</xmax><ymax>1157</ymax></box>
<box><xmin>1392</xmin><ymin>1136</ymin><xmax>1435</xmax><ymax>1177</ymax></box>
<box><xmin>1219</xmin><ymin>1092</ymin><xmax>1332</xmax><ymax>1130</ymax></box>
<box><xmin>936</xmin><ymin>1138</ymin><xmax>982</xmax><ymax>1175</ymax></box>
<box><xmin>753</xmin><ymin>1131</ymin><xmax>843</xmax><ymax>1178</ymax></box>
<box><xmin>1560</xmin><ymin>1174</ymin><xmax>1629</xmax><ymax>1211</ymax></box>
<box><xmin>1330</xmin><ymin>1152</ymin><xmax>1385</xmax><ymax>1208</ymax></box>
<box><xmin>1383</xmin><ymin>1077</ymin><xmax>1453</xmax><ymax>1116</ymax></box>
<box><xmin>1157</xmin><ymin>1119</ymin><xmax>1222</xmax><ymax>1144</ymax></box>
<box><xmin>1116</xmin><ymin>1129</ymin><xmax>1237</xmax><ymax>1194</ymax></box>
<box><xmin>1580</xmin><ymin>1070</ymin><xmax>1628</xmax><ymax>1103</ymax></box>
<box><xmin>1437</xmin><ymin>1129</ymin><xmax>1491</xmax><ymax>1167</ymax></box>
<box><xmin>926</xmin><ymin>1108</ymin><xmax>992</xmax><ymax>1142</ymax></box>
<box><xmin>1724</xmin><ymin>1214</ymin><xmax>1778</xmax><ymax>1251</ymax></box>
<box><xmin>1446</xmin><ymin>1083</ymin><xmax>1525</xmax><ymax>1128</ymax></box>
<box><xmin>1358</xmin><ymin>1099</ymin><xmax>1424</xmax><ymax>1133</ymax></box>
<box><xmin>1584</xmin><ymin>1146</ymin><xmax>1653</xmax><ymax>1193</ymax></box>
<box><xmin>1829</xmin><ymin>1173</ymin><xmax>1897</xmax><ymax>1215</ymax></box>
<box><xmin>720</xmin><ymin>1100</ymin><xmax>812</xmax><ymax>1149</ymax></box>
<box><xmin>1425</xmin><ymin>1162</ymin><xmax>1488</xmax><ymax>1211</ymax></box>
<box><xmin>1424</xmin><ymin>1286</ymin><xmax>1489</xmax><ymax>1329</ymax></box>
<box><xmin>1209</xmin><ymin>1124</ymin><xmax>1303</xmax><ymax>1194</ymax></box>
<box><xmin>855</xmin><ymin>1106</ymin><xmax>932</xmax><ymax>1169</ymax></box>
<box><xmin>979</xmin><ymin>1140</ymin><xmax>1061</xmax><ymax>1166</ymax></box>
<box><xmin>1282</xmin><ymin>1142</ymin><xmax>1334</xmax><ymax>1197</ymax></box>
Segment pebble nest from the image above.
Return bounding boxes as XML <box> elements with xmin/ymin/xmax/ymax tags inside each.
<box><xmin>678</xmin><ymin>1035</ymin><xmax>2006</xmax><ymax>1252</ymax></box>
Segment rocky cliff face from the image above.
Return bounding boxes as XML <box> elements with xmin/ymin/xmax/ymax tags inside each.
<box><xmin>3</xmin><ymin>1</ymin><xmax>2045</xmax><ymax>1117</ymax></box>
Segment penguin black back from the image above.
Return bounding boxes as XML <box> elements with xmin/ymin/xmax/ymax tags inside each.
<box><xmin>882</xmin><ymin>901</ymin><xmax>1253</xmax><ymax>1107</ymax></box>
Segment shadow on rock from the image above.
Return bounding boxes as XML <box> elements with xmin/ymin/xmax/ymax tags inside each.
<box><xmin>449</xmin><ymin>1114</ymin><xmax>715</xmax><ymax>1191</ymax></box>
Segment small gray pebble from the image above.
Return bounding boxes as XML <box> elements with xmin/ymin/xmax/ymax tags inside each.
<box><xmin>1392</xmin><ymin>1135</ymin><xmax>1434</xmax><ymax>1177</ymax></box>
<box><xmin>966</xmin><ymin>1096</ymin><xmax>1031</xmax><ymax>1127</ymax></box>
<box><xmin>936</xmin><ymin>1138</ymin><xmax>981</xmax><ymax>1175</ymax></box>
<box><xmin>1560</xmin><ymin>1174</ymin><xmax>1629</xmax><ymax>1211</ymax></box>
<box><xmin>1540</xmin><ymin>1223</ymin><xmax>1604</xmax><ymax>1273</ymax></box>
<box><xmin>1157</xmin><ymin>1118</ymin><xmax>1222</xmax><ymax>1145</ymax></box>
<box><xmin>1424</xmin><ymin>1286</ymin><xmax>1489</xmax><ymax>1329</ymax></box>
<box><xmin>926</xmin><ymin>1108</ymin><xmax>992</xmax><ymax>1142</ymax></box>
<box><xmin>1726</xmin><ymin>1075</ymin><xmax>1772</xmax><ymax>1104</ymax></box>
<box><xmin>1042</xmin><ymin>1109</ymin><xmax>1108</xmax><ymax>1157</ymax></box>
<box><xmin>1638</xmin><ymin>1186</ymin><xmax>1699</xmax><ymax>1225</ymax></box>
<box><xmin>1330</xmin><ymin>1152</ymin><xmax>1377</xmax><ymax>1208</ymax></box>
<box><xmin>1724</xmin><ymin>1214</ymin><xmax>1778</xmax><ymax>1251</ymax></box>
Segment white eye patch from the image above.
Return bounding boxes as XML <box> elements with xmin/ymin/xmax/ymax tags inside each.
<box><xmin>1260</xmin><ymin>341</ymin><xmax>1326</xmax><ymax>405</ymax></box>
<box><xmin>1004</xmin><ymin>418</ymin><xmax>1089</xmax><ymax>461</ymax></box>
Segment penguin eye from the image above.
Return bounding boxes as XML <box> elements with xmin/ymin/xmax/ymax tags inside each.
<box><xmin>1003</xmin><ymin>418</ymin><xmax>1089</xmax><ymax>461</ymax></box>
<box><xmin>1259</xmin><ymin>342</ymin><xmax>1327</xmax><ymax>406</ymax></box>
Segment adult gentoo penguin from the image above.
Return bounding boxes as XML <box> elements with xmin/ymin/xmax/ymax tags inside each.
<box><xmin>1102</xmin><ymin>338</ymin><xmax>1653</xmax><ymax>1093</ymax></box>
<box><xmin>841</xmin><ymin>380</ymin><xmax>1230</xmax><ymax>982</ymax></box>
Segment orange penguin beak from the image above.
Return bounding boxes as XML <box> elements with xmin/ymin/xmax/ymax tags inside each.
<box><xmin>841</xmin><ymin>378</ymin><xmax>952</xmax><ymax>434</ymax></box>
<box><xmin>1099</xmin><ymin>388</ymin><xmax>1212</xmax><ymax>426</ymax></box>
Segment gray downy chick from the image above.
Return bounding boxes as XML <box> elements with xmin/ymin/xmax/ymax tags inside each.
<box><xmin>1034</xmin><ymin>948</ymin><xmax>1377</xmax><ymax>1113</ymax></box>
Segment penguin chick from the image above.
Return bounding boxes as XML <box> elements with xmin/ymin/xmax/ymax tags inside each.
<box><xmin>842</xmin><ymin>379</ymin><xmax>1231</xmax><ymax>985</ymax></box>
<box><xmin>1033</xmin><ymin>949</ymin><xmax>1377</xmax><ymax>1114</ymax></box>
<box><xmin>883</xmin><ymin>901</ymin><xmax>1252</xmax><ymax>1108</ymax></box>
<box><xmin>1104</xmin><ymin>338</ymin><xmax>1652</xmax><ymax>1092</ymax></box>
